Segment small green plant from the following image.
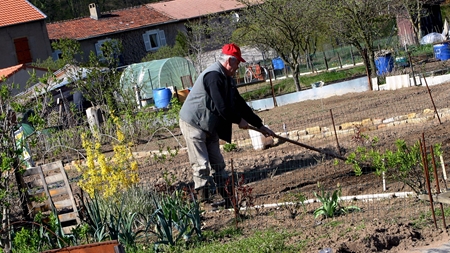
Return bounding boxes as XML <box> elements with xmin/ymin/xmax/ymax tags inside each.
<box><xmin>324</xmin><ymin>220</ymin><xmax>343</xmax><ymax>228</ymax></box>
<box><xmin>12</xmin><ymin>227</ymin><xmax>44</xmax><ymax>253</ymax></box>
<box><xmin>11</xmin><ymin>211</ymin><xmax>73</xmax><ymax>253</ymax></box>
<box><xmin>313</xmin><ymin>183</ymin><xmax>360</xmax><ymax>219</ymax></box>
<box><xmin>81</xmin><ymin>193</ymin><xmax>109</xmax><ymax>243</ymax></box>
<box><xmin>223</xmin><ymin>143</ymin><xmax>237</xmax><ymax>152</ymax></box>
<box><xmin>153</xmin><ymin>146</ymin><xmax>179</xmax><ymax>163</ymax></box>
<box><xmin>281</xmin><ymin>192</ymin><xmax>308</xmax><ymax>218</ymax></box>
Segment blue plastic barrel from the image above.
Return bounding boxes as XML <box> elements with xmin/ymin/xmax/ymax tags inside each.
<box><xmin>153</xmin><ymin>88</ymin><xmax>172</xmax><ymax>108</ymax></box>
<box><xmin>375</xmin><ymin>54</ymin><xmax>394</xmax><ymax>76</ymax></box>
<box><xmin>272</xmin><ymin>57</ymin><xmax>285</xmax><ymax>70</ymax></box>
<box><xmin>434</xmin><ymin>43</ymin><xmax>450</xmax><ymax>61</ymax></box>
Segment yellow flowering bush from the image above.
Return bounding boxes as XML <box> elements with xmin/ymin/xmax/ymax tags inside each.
<box><xmin>76</xmin><ymin>116</ymin><xmax>139</xmax><ymax>198</ymax></box>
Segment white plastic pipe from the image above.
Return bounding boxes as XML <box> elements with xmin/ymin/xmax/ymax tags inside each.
<box><xmin>232</xmin><ymin>191</ymin><xmax>415</xmax><ymax>211</ymax></box>
<box><xmin>440</xmin><ymin>155</ymin><xmax>447</xmax><ymax>181</ymax></box>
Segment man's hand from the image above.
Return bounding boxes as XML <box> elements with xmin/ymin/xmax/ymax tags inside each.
<box><xmin>259</xmin><ymin>125</ymin><xmax>275</xmax><ymax>137</ymax></box>
<box><xmin>238</xmin><ymin>118</ymin><xmax>249</xmax><ymax>129</ymax></box>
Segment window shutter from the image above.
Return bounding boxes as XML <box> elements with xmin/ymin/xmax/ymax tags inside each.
<box><xmin>52</xmin><ymin>50</ymin><xmax>62</xmax><ymax>60</ymax></box>
<box><xmin>95</xmin><ymin>39</ymin><xmax>111</xmax><ymax>59</ymax></box>
<box><xmin>95</xmin><ymin>41</ymin><xmax>103</xmax><ymax>57</ymax></box>
<box><xmin>158</xmin><ymin>30</ymin><xmax>166</xmax><ymax>46</ymax></box>
<box><xmin>143</xmin><ymin>33</ymin><xmax>151</xmax><ymax>51</ymax></box>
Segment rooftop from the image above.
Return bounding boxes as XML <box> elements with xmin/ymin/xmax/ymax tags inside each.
<box><xmin>46</xmin><ymin>5</ymin><xmax>173</xmax><ymax>40</ymax></box>
<box><xmin>0</xmin><ymin>0</ymin><xmax>46</xmax><ymax>28</ymax></box>
<box><xmin>148</xmin><ymin>0</ymin><xmax>245</xmax><ymax>19</ymax></box>
<box><xmin>0</xmin><ymin>64</ymin><xmax>25</xmax><ymax>79</ymax></box>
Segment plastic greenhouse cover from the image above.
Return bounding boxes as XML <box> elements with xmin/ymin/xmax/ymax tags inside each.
<box><xmin>120</xmin><ymin>57</ymin><xmax>198</xmax><ymax>99</ymax></box>
<box><xmin>420</xmin><ymin>32</ymin><xmax>445</xmax><ymax>45</ymax></box>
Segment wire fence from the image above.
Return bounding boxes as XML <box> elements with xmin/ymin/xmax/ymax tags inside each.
<box><xmin>30</xmin><ymin>57</ymin><xmax>450</xmax><ymax>233</ymax></box>
<box><xmin>131</xmin><ymin>79</ymin><xmax>450</xmax><ymax>231</ymax></box>
<box><xmin>234</xmin><ymin>45</ymin><xmax>364</xmax><ymax>84</ymax></box>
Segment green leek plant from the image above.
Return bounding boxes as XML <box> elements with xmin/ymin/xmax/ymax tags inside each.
<box><xmin>313</xmin><ymin>183</ymin><xmax>360</xmax><ymax>219</ymax></box>
<box><xmin>82</xmin><ymin>193</ymin><xmax>109</xmax><ymax>242</ymax></box>
<box><xmin>151</xmin><ymin>189</ymin><xmax>203</xmax><ymax>251</ymax></box>
<box><xmin>82</xmin><ymin>188</ymin><xmax>155</xmax><ymax>250</ymax></box>
<box><xmin>106</xmin><ymin>205</ymin><xmax>145</xmax><ymax>251</ymax></box>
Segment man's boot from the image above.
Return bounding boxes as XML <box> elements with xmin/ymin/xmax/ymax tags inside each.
<box><xmin>195</xmin><ymin>186</ymin><xmax>210</xmax><ymax>203</ymax></box>
<box><xmin>196</xmin><ymin>186</ymin><xmax>220</xmax><ymax>212</ymax></box>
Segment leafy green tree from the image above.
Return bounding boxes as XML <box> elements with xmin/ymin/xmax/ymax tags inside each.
<box><xmin>33</xmin><ymin>38</ymin><xmax>138</xmax><ymax>119</ymax></box>
<box><xmin>141</xmin><ymin>45</ymin><xmax>183</xmax><ymax>62</ymax></box>
<box><xmin>235</xmin><ymin>0</ymin><xmax>324</xmax><ymax>91</ymax></box>
<box><xmin>51</xmin><ymin>38</ymin><xmax>84</xmax><ymax>65</ymax></box>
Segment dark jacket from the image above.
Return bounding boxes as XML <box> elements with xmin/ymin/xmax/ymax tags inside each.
<box><xmin>180</xmin><ymin>61</ymin><xmax>263</xmax><ymax>143</ymax></box>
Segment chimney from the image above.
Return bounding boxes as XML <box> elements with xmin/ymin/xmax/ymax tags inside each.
<box><xmin>89</xmin><ymin>3</ymin><xmax>100</xmax><ymax>20</ymax></box>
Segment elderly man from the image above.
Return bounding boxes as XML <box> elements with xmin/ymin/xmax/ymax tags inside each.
<box><xmin>179</xmin><ymin>43</ymin><xmax>274</xmax><ymax>208</ymax></box>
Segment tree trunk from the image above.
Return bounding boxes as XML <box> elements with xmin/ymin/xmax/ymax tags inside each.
<box><xmin>362</xmin><ymin>48</ymin><xmax>373</xmax><ymax>90</ymax></box>
<box><xmin>1</xmin><ymin>206</ymin><xmax>11</xmax><ymax>253</ymax></box>
<box><xmin>293</xmin><ymin>70</ymin><xmax>301</xmax><ymax>91</ymax></box>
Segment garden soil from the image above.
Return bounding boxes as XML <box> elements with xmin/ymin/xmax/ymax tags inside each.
<box><xmin>130</xmin><ymin>78</ymin><xmax>450</xmax><ymax>252</ymax></box>
<box><xmin>65</xmin><ymin>60</ymin><xmax>450</xmax><ymax>252</ymax></box>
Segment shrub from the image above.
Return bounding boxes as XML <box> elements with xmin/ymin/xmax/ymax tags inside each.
<box><xmin>346</xmin><ymin>138</ymin><xmax>442</xmax><ymax>194</ymax></box>
<box><xmin>75</xmin><ymin>115</ymin><xmax>139</xmax><ymax>198</ymax></box>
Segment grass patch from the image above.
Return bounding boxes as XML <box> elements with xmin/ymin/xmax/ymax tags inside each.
<box><xmin>183</xmin><ymin>229</ymin><xmax>303</xmax><ymax>253</ymax></box>
<box><xmin>301</xmin><ymin>65</ymin><xmax>366</xmax><ymax>85</ymax></box>
<box><xmin>241</xmin><ymin>65</ymin><xmax>366</xmax><ymax>101</ymax></box>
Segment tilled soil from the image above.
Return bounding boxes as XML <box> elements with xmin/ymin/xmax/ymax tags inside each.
<box><xmin>135</xmin><ymin>71</ymin><xmax>450</xmax><ymax>252</ymax></box>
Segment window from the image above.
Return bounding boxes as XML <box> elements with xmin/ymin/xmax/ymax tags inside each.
<box><xmin>142</xmin><ymin>29</ymin><xmax>166</xmax><ymax>51</ymax></box>
<box><xmin>52</xmin><ymin>49</ymin><xmax>62</xmax><ymax>60</ymax></box>
<box><xmin>95</xmin><ymin>38</ymin><xmax>111</xmax><ymax>59</ymax></box>
<box><xmin>14</xmin><ymin>37</ymin><xmax>32</xmax><ymax>64</ymax></box>
<box><xmin>94</xmin><ymin>38</ymin><xmax>121</xmax><ymax>63</ymax></box>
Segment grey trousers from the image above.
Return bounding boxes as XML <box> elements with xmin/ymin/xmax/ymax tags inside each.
<box><xmin>179</xmin><ymin>118</ymin><xmax>228</xmax><ymax>190</ymax></box>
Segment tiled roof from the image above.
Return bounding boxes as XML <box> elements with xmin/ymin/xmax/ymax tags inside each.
<box><xmin>148</xmin><ymin>0</ymin><xmax>245</xmax><ymax>19</ymax></box>
<box><xmin>46</xmin><ymin>5</ymin><xmax>174</xmax><ymax>40</ymax></box>
<box><xmin>0</xmin><ymin>0</ymin><xmax>46</xmax><ymax>28</ymax></box>
<box><xmin>0</xmin><ymin>64</ymin><xmax>25</xmax><ymax>79</ymax></box>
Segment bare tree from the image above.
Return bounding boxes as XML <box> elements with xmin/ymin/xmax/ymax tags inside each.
<box><xmin>185</xmin><ymin>13</ymin><xmax>238</xmax><ymax>72</ymax></box>
<box><xmin>319</xmin><ymin>0</ymin><xmax>397</xmax><ymax>89</ymax></box>
<box><xmin>394</xmin><ymin>0</ymin><xmax>445</xmax><ymax>45</ymax></box>
<box><xmin>235</xmin><ymin>0</ymin><xmax>324</xmax><ymax>91</ymax></box>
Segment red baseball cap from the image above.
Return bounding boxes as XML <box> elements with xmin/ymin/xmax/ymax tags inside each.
<box><xmin>222</xmin><ymin>43</ymin><xmax>246</xmax><ymax>63</ymax></box>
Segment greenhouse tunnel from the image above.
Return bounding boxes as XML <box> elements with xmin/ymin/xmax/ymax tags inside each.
<box><xmin>120</xmin><ymin>57</ymin><xmax>198</xmax><ymax>101</ymax></box>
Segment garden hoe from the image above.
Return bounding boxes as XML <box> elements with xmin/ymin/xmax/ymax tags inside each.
<box><xmin>247</xmin><ymin>125</ymin><xmax>348</xmax><ymax>162</ymax></box>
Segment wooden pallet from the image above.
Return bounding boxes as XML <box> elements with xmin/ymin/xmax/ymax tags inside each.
<box><xmin>22</xmin><ymin>161</ymin><xmax>80</xmax><ymax>234</ymax></box>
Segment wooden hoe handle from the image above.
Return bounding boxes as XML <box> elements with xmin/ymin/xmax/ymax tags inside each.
<box><xmin>247</xmin><ymin>125</ymin><xmax>348</xmax><ymax>162</ymax></box>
